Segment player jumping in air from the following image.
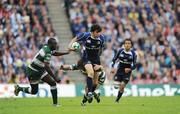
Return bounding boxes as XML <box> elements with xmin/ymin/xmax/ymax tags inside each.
<box><xmin>68</xmin><ymin>24</ymin><xmax>105</xmax><ymax>103</ymax></box>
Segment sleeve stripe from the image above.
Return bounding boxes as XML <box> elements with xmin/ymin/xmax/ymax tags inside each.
<box><xmin>77</xmin><ymin>33</ymin><xmax>85</xmax><ymax>41</ymax></box>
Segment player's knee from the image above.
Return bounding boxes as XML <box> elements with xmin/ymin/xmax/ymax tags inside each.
<box><xmin>119</xmin><ymin>83</ymin><xmax>125</xmax><ymax>92</ymax></box>
<box><xmin>93</xmin><ymin>80</ymin><xmax>99</xmax><ymax>85</ymax></box>
<box><xmin>120</xmin><ymin>86</ymin><xmax>124</xmax><ymax>92</ymax></box>
<box><xmin>49</xmin><ymin>81</ymin><xmax>56</xmax><ymax>86</ymax></box>
<box><xmin>31</xmin><ymin>88</ymin><xmax>38</xmax><ymax>94</ymax></box>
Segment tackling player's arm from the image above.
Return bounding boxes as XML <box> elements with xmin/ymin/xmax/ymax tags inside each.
<box><xmin>52</xmin><ymin>49</ymin><xmax>74</xmax><ymax>56</ymax></box>
<box><xmin>52</xmin><ymin>51</ymin><xmax>69</xmax><ymax>56</ymax></box>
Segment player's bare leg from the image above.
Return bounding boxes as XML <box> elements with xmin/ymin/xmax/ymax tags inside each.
<box><xmin>41</xmin><ymin>75</ymin><xmax>60</xmax><ymax>106</ymax></box>
<box><xmin>115</xmin><ymin>81</ymin><xmax>126</xmax><ymax>103</ymax></box>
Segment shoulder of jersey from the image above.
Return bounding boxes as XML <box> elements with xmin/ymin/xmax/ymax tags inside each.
<box><xmin>43</xmin><ymin>45</ymin><xmax>51</xmax><ymax>53</ymax></box>
<box><xmin>84</xmin><ymin>32</ymin><xmax>91</xmax><ymax>37</ymax></box>
<box><xmin>119</xmin><ymin>48</ymin><xmax>124</xmax><ymax>52</ymax></box>
<box><xmin>99</xmin><ymin>34</ymin><xmax>105</xmax><ymax>42</ymax></box>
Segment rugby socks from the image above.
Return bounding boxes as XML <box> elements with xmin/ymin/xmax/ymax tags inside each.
<box><xmin>87</xmin><ymin>76</ymin><xmax>93</xmax><ymax>93</ymax></box>
<box><xmin>19</xmin><ymin>87</ymin><xmax>31</xmax><ymax>93</ymax></box>
<box><xmin>82</xmin><ymin>94</ymin><xmax>87</xmax><ymax>103</ymax></box>
<box><xmin>50</xmin><ymin>86</ymin><xmax>58</xmax><ymax>104</ymax></box>
<box><xmin>116</xmin><ymin>91</ymin><xmax>123</xmax><ymax>102</ymax></box>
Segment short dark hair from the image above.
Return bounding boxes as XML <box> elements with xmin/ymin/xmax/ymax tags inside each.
<box><xmin>124</xmin><ymin>38</ymin><xmax>133</xmax><ymax>45</ymax></box>
<box><xmin>90</xmin><ymin>24</ymin><xmax>102</xmax><ymax>32</ymax></box>
<box><xmin>48</xmin><ymin>38</ymin><xmax>57</xmax><ymax>45</ymax></box>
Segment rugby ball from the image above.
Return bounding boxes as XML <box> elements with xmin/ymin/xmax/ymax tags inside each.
<box><xmin>72</xmin><ymin>42</ymin><xmax>81</xmax><ymax>50</ymax></box>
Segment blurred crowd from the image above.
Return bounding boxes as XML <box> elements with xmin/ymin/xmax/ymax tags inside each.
<box><xmin>0</xmin><ymin>0</ymin><xmax>69</xmax><ymax>84</ymax></box>
<box><xmin>65</xmin><ymin>0</ymin><xmax>180</xmax><ymax>84</ymax></box>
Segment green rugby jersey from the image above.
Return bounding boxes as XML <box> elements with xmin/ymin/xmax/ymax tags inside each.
<box><xmin>29</xmin><ymin>45</ymin><xmax>52</xmax><ymax>71</ymax></box>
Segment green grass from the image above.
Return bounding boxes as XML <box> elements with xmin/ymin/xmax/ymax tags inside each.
<box><xmin>0</xmin><ymin>96</ymin><xmax>180</xmax><ymax>114</ymax></box>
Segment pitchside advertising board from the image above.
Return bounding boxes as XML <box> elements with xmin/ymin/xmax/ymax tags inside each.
<box><xmin>0</xmin><ymin>84</ymin><xmax>179</xmax><ymax>98</ymax></box>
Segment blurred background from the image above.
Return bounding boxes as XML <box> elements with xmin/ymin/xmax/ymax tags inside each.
<box><xmin>0</xmin><ymin>0</ymin><xmax>179</xmax><ymax>87</ymax></box>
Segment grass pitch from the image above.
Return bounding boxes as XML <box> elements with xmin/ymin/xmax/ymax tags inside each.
<box><xmin>0</xmin><ymin>96</ymin><xmax>179</xmax><ymax>114</ymax></box>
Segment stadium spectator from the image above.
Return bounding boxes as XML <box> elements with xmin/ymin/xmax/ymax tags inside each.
<box><xmin>0</xmin><ymin>0</ymin><xmax>67</xmax><ymax>84</ymax></box>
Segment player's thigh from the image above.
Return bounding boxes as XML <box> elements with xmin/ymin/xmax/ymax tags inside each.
<box><xmin>84</xmin><ymin>64</ymin><xmax>94</xmax><ymax>77</ymax></box>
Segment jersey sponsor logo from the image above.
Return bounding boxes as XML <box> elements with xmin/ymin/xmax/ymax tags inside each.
<box><xmin>87</xmin><ymin>40</ymin><xmax>91</xmax><ymax>43</ymax></box>
<box><xmin>124</xmin><ymin>59</ymin><xmax>128</xmax><ymax>61</ymax></box>
<box><xmin>120</xmin><ymin>54</ymin><xmax>124</xmax><ymax>57</ymax></box>
<box><xmin>129</xmin><ymin>56</ymin><xmax>133</xmax><ymax>59</ymax></box>
<box><xmin>85</xmin><ymin>46</ymin><xmax>100</xmax><ymax>50</ymax></box>
<box><xmin>119</xmin><ymin>60</ymin><xmax>132</xmax><ymax>64</ymax></box>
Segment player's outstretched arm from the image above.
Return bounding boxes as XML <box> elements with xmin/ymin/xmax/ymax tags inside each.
<box><xmin>52</xmin><ymin>51</ymin><xmax>69</xmax><ymax>56</ymax></box>
<box><xmin>52</xmin><ymin>48</ymin><xmax>76</xmax><ymax>56</ymax></box>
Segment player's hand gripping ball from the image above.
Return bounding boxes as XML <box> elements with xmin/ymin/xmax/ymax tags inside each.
<box><xmin>72</xmin><ymin>42</ymin><xmax>81</xmax><ymax>50</ymax></box>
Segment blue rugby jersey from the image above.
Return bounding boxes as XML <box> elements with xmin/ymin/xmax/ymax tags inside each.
<box><xmin>76</xmin><ymin>32</ymin><xmax>105</xmax><ymax>59</ymax></box>
<box><xmin>111</xmin><ymin>48</ymin><xmax>137</xmax><ymax>70</ymax></box>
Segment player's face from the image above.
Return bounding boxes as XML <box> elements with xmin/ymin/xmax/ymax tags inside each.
<box><xmin>92</xmin><ymin>31</ymin><xmax>101</xmax><ymax>38</ymax></box>
<box><xmin>50</xmin><ymin>40</ymin><xmax>58</xmax><ymax>51</ymax></box>
<box><xmin>124</xmin><ymin>41</ymin><xmax>132</xmax><ymax>50</ymax></box>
